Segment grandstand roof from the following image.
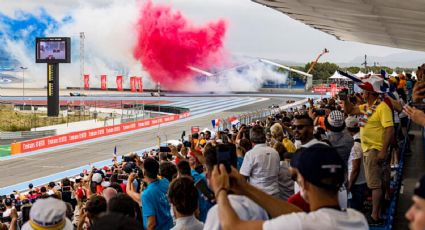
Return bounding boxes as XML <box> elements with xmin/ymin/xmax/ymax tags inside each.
<box><xmin>252</xmin><ymin>0</ymin><xmax>425</xmax><ymax>52</ymax></box>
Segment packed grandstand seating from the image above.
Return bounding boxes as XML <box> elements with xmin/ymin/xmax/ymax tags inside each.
<box><xmin>0</xmin><ymin>73</ymin><xmax>425</xmax><ymax>230</ymax></box>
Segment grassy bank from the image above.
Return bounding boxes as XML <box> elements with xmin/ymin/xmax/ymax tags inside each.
<box><xmin>0</xmin><ymin>105</ymin><xmax>91</xmax><ymax>131</ymax></box>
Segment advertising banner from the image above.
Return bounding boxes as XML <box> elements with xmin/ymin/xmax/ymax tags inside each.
<box><xmin>101</xmin><ymin>75</ymin><xmax>107</xmax><ymax>90</ymax></box>
<box><xmin>137</xmin><ymin>77</ymin><xmax>143</xmax><ymax>92</ymax></box>
<box><xmin>11</xmin><ymin>112</ymin><xmax>190</xmax><ymax>154</ymax></box>
<box><xmin>130</xmin><ymin>77</ymin><xmax>137</xmax><ymax>92</ymax></box>
<box><xmin>84</xmin><ymin>74</ymin><xmax>90</xmax><ymax>90</ymax></box>
<box><xmin>116</xmin><ymin>76</ymin><xmax>123</xmax><ymax>91</ymax></box>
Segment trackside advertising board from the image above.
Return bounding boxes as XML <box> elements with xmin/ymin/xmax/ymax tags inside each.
<box><xmin>11</xmin><ymin>113</ymin><xmax>190</xmax><ymax>154</ymax></box>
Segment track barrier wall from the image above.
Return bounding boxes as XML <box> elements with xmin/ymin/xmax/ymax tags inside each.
<box><xmin>10</xmin><ymin>112</ymin><xmax>190</xmax><ymax>155</ymax></box>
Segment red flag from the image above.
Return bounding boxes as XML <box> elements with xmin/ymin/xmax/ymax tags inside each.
<box><xmin>101</xmin><ymin>75</ymin><xmax>107</xmax><ymax>90</ymax></box>
<box><xmin>137</xmin><ymin>77</ymin><xmax>143</xmax><ymax>92</ymax></box>
<box><xmin>116</xmin><ymin>76</ymin><xmax>123</xmax><ymax>91</ymax></box>
<box><xmin>130</xmin><ymin>77</ymin><xmax>136</xmax><ymax>92</ymax></box>
<box><xmin>84</xmin><ymin>74</ymin><xmax>90</xmax><ymax>90</ymax></box>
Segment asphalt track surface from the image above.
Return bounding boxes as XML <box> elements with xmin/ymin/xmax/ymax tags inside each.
<box><xmin>0</xmin><ymin>96</ymin><xmax>297</xmax><ymax>187</ymax></box>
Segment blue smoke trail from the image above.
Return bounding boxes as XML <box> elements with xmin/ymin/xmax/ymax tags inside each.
<box><xmin>0</xmin><ymin>8</ymin><xmax>72</xmax><ymax>67</ymax></box>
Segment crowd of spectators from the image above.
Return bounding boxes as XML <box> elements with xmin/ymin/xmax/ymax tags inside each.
<box><xmin>0</xmin><ymin>70</ymin><xmax>424</xmax><ymax>230</ymax></box>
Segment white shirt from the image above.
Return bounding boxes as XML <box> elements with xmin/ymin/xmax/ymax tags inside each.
<box><xmin>295</xmin><ymin>138</ymin><xmax>328</xmax><ymax>149</ymax></box>
<box><xmin>204</xmin><ymin>195</ymin><xmax>269</xmax><ymax>230</ymax></box>
<box><xmin>348</xmin><ymin>133</ymin><xmax>366</xmax><ymax>185</ymax></box>
<box><xmin>263</xmin><ymin>208</ymin><xmax>368</xmax><ymax>230</ymax></box>
<box><xmin>278</xmin><ymin>161</ymin><xmax>294</xmax><ymax>200</ymax></box>
<box><xmin>239</xmin><ymin>144</ymin><xmax>280</xmax><ymax>196</ymax></box>
<box><xmin>171</xmin><ymin>215</ymin><xmax>203</xmax><ymax>230</ymax></box>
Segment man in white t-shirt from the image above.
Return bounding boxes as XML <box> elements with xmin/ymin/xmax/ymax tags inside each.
<box><xmin>239</xmin><ymin>126</ymin><xmax>280</xmax><ymax>196</ymax></box>
<box><xmin>203</xmin><ymin>144</ymin><xmax>269</xmax><ymax>230</ymax></box>
<box><xmin>345</xmin><ymin>116</ymin><xmax>367</xmax><ymax>211</ymax></box>
<box><xmin>210</xmin><ymin>144</ymin><xmax>368</xmax><ymax>230</ymax></box>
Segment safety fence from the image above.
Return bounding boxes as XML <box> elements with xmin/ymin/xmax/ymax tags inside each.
<box><xmin>0</xmin><ymin>130</ymin><xmax>56</xmax><ymax>140</ymax></box>
<box><xmin>218</xmin><ymin>99</ymin><xmax>308</xmax><ymax>130</ymax></box>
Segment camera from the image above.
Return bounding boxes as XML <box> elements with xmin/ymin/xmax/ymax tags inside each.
<box><xmin>338</xmin><ymin>88</ymin><xmax>349</xmax><ymax>100</ymax></box>
<box><xmin>122</xmin><ymin>155</ymin><xmax>133</xmax><ymax>163</ymax></box>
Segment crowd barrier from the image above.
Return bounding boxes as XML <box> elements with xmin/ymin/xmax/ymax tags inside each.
<box><xmin>10</xmin><ymin>112</ymin><xmax>190</xmax><ymax>155</ymax></box>
<box><xmin>218</xmin><ymin>99</ymin><xmax>309</xmax><ymax>130</ymax></box>
<box><xmin>370</xmin><ymin>120</ymin><xmax>411</xmax><ymax>230</ymax></box>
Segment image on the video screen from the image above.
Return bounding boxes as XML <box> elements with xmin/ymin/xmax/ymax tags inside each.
<box><xmin>39</xmin><ymin>41</ymin><xmax>66</xmax><ymax>60</ymax></box>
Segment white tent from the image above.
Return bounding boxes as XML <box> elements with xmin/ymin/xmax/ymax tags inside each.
<box><xmin>329</xmin><ymin>71</ymin><xmax>351</xmax><ymax>80</ymax></box>
<box><xmin>355</xmin><ymin>71</ymin><xmax>365</xmax><ymax>78</ymax></box>
<box><xmin>391</xmin><ymin>71</ymin><xmax>398</xmax><ymax>77</ymax></box>
<box><xmin>412</xmin><ymin>71</ymin><xmax>417</xmax><ymax>78</ymax></box>
<box><xmin>368</xmin><ymin>71</ymin><xmax>374</xmax><ymax>75</ymax></box>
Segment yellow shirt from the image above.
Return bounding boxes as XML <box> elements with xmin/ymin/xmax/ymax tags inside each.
<box><xmin>359</xmin><ymin>102</ymin><xmax>394</xmax><ymax>154</ymax></box>
<box><xmin>282</xmin><ymin>137</ymin><xmax>296</xmax><ymax>153</ymax></box>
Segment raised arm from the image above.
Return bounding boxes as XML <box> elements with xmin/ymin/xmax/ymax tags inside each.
<box><xmin>228</xmin><ymin>167</ymin><xmax>302</xmax><ymax>217</ymax></box>
<box><xmin>344</xmin><ymin>98</ymin><xmax>361</xmax><ymax>115</ymax></box>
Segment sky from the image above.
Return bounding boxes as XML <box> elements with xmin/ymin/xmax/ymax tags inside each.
<box><xmin>2</xmin><ymin>0</ymin><xmax>422</xmax><ymax>64</ymax></box>
<box><xmin>1</xmin><ymin>0</ymin><xmax>423</xmax><ymax>89</ymax></box>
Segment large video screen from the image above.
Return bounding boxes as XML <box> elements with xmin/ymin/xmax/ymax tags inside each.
<box><xmin>35</xmin><ymin>37</ymin><xmax>71</xmax><ymax>63</ymax></box>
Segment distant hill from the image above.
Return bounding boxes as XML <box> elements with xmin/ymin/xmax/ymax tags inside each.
<box><xmin>339</xmin><ymin>52</ymin><xmax>425</xmax><ymax>68</ymax></box>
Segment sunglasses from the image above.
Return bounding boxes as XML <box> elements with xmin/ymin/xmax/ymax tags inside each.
<box><xmin>293</xmin><ymin>125</ymin><xmax>310</xmax><ymax>130</ymax></box>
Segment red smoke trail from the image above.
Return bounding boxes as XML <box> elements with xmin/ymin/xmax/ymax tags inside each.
<box><xmin>133</xmin><ymin>0</ymin><xmax>228</xmax><ymax>89</ymax></box>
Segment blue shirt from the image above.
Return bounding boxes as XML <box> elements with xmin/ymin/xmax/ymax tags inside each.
<box><xmin>141</xmin><ymin>179</ymin><xmax>173</xmax><ymax>230</ymax></box>
<box><xmin>191</xmin><ymin>169</ymin><xmax>214</xmax><ymax>222</ymax></box>
<box><xmin>237</xmin><ymin>157</ymin><xmax>244</xmax><ymax>171</ymax></box>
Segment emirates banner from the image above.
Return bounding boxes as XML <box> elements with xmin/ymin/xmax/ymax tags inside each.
<box><xmin>137</xmin><ymin>77</ymin><xmax>143</xmax><ymax>92</ymax></box>
<box><xmin>116</xmin><ymin>76</ymin><xmax>123</xmax><ymax>91</ymax></box>
<box><xmin>101</xmin><ymin>75</ymin><xmax>107</xmax><ymax>90</ymax></box>
<box><xmin>84</xmin><ymin>74</ymin><xmax>90</xmax><ymax>89</ymax></box>
<box><xmin>130</xmin><ymin>77</ymin><xmax>137</xmax><ymax>92</ymax></box>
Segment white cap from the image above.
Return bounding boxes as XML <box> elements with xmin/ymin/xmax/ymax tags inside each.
<box><xmin>345</xmin><ymin>116</ymin><xmax>359</xmax><ymax>128</ymax></box>
<box><xmin>92</xmin><ymin>173</ymin><xmax>102</xmax><ymax>183</ymax></box>
<box><xmin>22</xmin><ymin>198</ymin><xmax>73</xmax><ymax>230</ymax></box>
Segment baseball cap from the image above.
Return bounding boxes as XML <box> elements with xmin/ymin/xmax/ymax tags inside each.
<box><xmin>291</xmin><ymin>144</ymin><xmax>346</xmax><ymax>191</ymax></box>
<box><xmin>92</xmin><ymin>173</ymin><xmax>103</xmax><ymax>183</ymax></box>
<box><xmin>414</xmin><ymin>174</ymin><xmax>425</xmax><ymax>199</ymax></box>
<box><xmin>345</xmin><ymin>116</ymin><xmax>359</xmax><ymax>129</ymax></box>
<box><xmin>22</xmin><ymin>198</ymin><xmax>73</xmax><ymax>230</ymax></box>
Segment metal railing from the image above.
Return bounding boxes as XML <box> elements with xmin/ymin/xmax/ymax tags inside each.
<box><xmin>0</xmin><ymin>130</ymin><xmax>56</xmax><ymax>140</ymax></box>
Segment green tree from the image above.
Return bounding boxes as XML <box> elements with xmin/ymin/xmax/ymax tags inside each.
<box><xmin>304</xmin><ymin>62</ymin><xmax>339</xmax><ymax>81</ymax></box>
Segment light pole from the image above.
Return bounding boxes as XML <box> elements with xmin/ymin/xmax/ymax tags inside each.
<box><xmin>20</xmin><ymin>67</ymin><xmax>28</xmax><ymax>105</ymax></box>
<box><xmin>157</xmin><ymin>82</ymin><xmax>161</xmax><ymax>148</ymax></box>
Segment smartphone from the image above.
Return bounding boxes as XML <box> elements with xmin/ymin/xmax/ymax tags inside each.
<box><xmin>183</xmin><ymin>141</ymin><xmax>191</xmax><ymax>148</ymax></box>
<box><xmin>410</xmin><ymin>102</ymin><xmax>425</xmax><ymax>111</ymax></box>
<box><xmin>194</xmin><ymin>179</ymin><xmax>215</xmax><ymax>201</ymax></box>
<box><xmin>117</xmin><ymin>174</ymin><xmax>129</xmax><ymax>180</ymax></box>
<box><xmin>216</xmin><ymin>144</ymin><xmax>237</xmax><ymax>173</ymax></box>
<box><xmin>314</xmin><ymin>109</ymin><xmax>325</xmax><ymax>116</ymax></box>
<box><xmin>159</xmin><ymin>146</ymin><xmax>171</xmax><ymax>152</ymax></box>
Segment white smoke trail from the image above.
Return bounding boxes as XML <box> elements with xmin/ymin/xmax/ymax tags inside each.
<box><xmin>2</xmin><ymin>0</ymin><xmax>289</xmax><ymax>92</ymax></box>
